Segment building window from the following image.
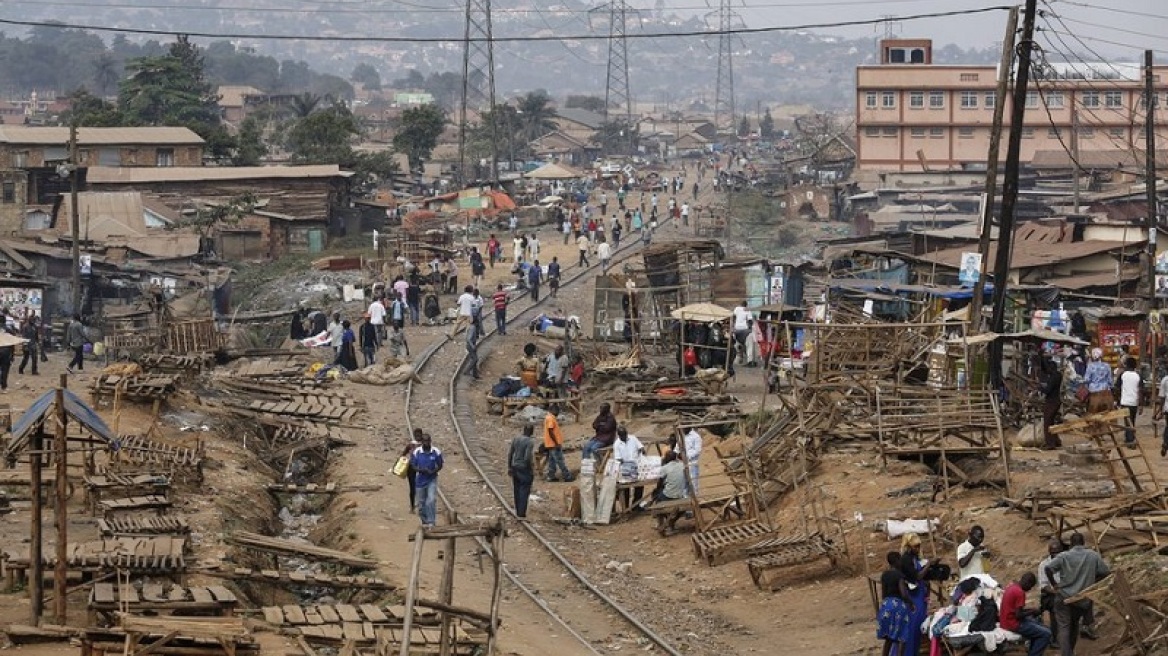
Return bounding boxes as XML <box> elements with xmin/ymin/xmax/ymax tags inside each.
<box><xmin>1045</xmin><ymin>91</ymin><xmax>1064</xmax><ymax>108</ymax></box>
<box><xmin>929</xmin><ymin>127</ymin><xmax>944</xmax><ymax>139</ymax></box>
<box><xmin>909</xmin><ymin>91</ymin><xmax>924</xmax><ymax>109</ymax></box>
<box><xmin>1104</xmin><ymin>91</ymin><xmax>1123</xmax><ymax>107</ymax></box>
<box><xmin>865</xmin><ymin>92</ymin><xmax>877</xmax><ymax>109</ymax></box>
<box><xmin>960</xmin><ymin>73</ymin><xmax>980</xmax><ymax>82</ymax></box>
<box><xmin>882</xmin><ymin>91</ymin><xmax>896</xmax><ymax>108</ymax></box>
<box><xmin>1025</xmin><ymin>91</ymin><xmax>1038</xmax><ymax>108</ymax></box>
<box><xmin>984</xmin><ymin>91</ymin><xmax>996</xmax><ymax>109</ymax></box>
<box><xmin>1109</xmin><ymin>127</ymin><xmax>1125</xmax><ymax>138</ymax></box>
<box><xmin>882</xmin><ymin>127</ymin><xmax>898</xmax><ymax>138</ymax></box>
<box><xmin>960</xmin><ymin>91</ymin><xmax>978</xmax><ymax>109</ymax></box>
<box><xmin>864</xmin><ymin>127</ymin><xmax>880</xmax><ymax>137</ymax></box>
<box><xmin>1021</xmin><ymin>127</ymin><xmax>1034</xmax><ymax>139</ymax></box>
<box><xmin>910</xmin><ymin>127</ymin><xmax>926</xmax><ymax>138</ymax></box>
<box><xmin>12</xmin><ymin>151</ymin><xmax>27</xmax><ymax>168</ymax></box>
<box><xmin>1079</xmin><ymin>127</ymin><xmax>1095</xmax><ymax>139</ymax></box>
<box><xmin>1082</xmin><ymin>91</ymin><xmax>1100</xmax><ymax>107</ymax></box>
<box><xmin>1141</xmin><ymin>91</ymin><xmax>1159</xmax><ymax>109</ymax></box>
<box><xmin>1</xmin><ymin>182</ymin><xmax>14</xmax><ymax>203</ymax></box>
<box><xmin>929</xmin><ymin>91</ymin><xmax>944</xmax><ymax>109</ymax></box>
<box><xmin>1048</xmin><ymin>127</ymin><xmax>1062</xmax><ymax>139</ymax></box>
<box><xmin>156</xmin><ymin>148</ymin><xmax>175</xmax><ymax>167</ymax></box>
<box><xmin>958</xmin><ymin>127</ymin><xmax>975</xmax><ymax>139</ymax></box>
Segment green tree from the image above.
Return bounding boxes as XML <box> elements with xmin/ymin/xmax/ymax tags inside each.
<box><xmin>92</xmin><ymin>54</ymin><xmax>120</xmax><ymax>96</ymax></box>
<box><xmin>290</xmin><ymin>92</ymin><xmax>322</xmax><ymax>118</ymax></box>
<box><xmin>61</xmin><ymin>90</ymin><xmax>125</xmax><ymax>127</ymax></box>
<box><xmin>516</xmin><ymin>91</ymin><xmax>558</xmax><ymax>144</ymax></box>
<box><xmin>760</xmin><ymin>108</ymin><xmax>775</xmax><ymax>140</ymax></box>
<box><xmin>392</xmin><ymin>104</ymin><xmax>446</xmax><ymax>170</ymax></box>
<box><xmin>564</xmin><ymin>95</ymin><xmax>606</xmax><ymax>113</ymax></box>
<box><xmin>119</xmin><ymin>36</ymin><xmax>233</xmax><ymax>160</ymax></box>
<box><xmin>738</xmin><ymin>114</ymin><xmax>751</xmax><ymax>137</ymax></box>
<box><xmin>233</xmin><ymin>116</ymin><xmax>267</xmax><ymax>166</ymax></box>
<box><xmin>351</xmin><ymin>63</ymin><xmax>382</xmax><ymax>91</ymax></box>
<box><xmin>590</xmin><ymin>119</ymin><xmax>639</xmax><ymax>155</ymax></box>
<box><xmin>286</xmin><ymin>103</ymin><xmax>361</xmax><ymax>165</ymax></box>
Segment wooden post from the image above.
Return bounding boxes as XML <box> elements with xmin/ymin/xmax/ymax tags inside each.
<box><xmin>486</xmin><ymin>519</ymin><xmax>505</xmax><ymax>655</ymax></box>
<box><xmin>437</xmin><ymin>512</ymin><xmax>458</xmax><ymax>656</ymax></box>
<box><xmin>29</xmin><ymin>426</ymin><xmax>43</xmax><ymax>624</ymax></box>
<box><xmin>54</xmin><ymin>375</ymin><xmax>69</xmax><ymax>624</ymax></box>
<box><xmin>398</xmin><ymin>527</ymin><xmax>426</xmax><ymax>656</ymax></box>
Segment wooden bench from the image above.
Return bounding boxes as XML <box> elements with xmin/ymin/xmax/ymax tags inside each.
<box><xmin>649</xmin><ymin>498</ymin><xmax>691</xmax><ymax>535</ymax></box>
<box><xmin>649</xmin><ymin>494</ymin><xmax>744</xmax><ymax>536</ymax></box>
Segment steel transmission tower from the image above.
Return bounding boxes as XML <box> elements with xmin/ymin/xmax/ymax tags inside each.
<box><xmin>458</xmin><ymin>0</ymin><xmax>498</xmax><ymax>186</ymax></box>
<box><xmin>592</xmin><ymin>0</ymin><xmax>635</xmax><ymax>155</ymax></box>
<box><xmin>713</xmin><ymin>0</ymin><xmax>736</xmax><ymax>138</ymax></box>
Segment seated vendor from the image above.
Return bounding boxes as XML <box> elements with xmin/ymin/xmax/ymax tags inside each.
<box><xmin>516</xmin><ymin>342</ymin><xmax>542</xmax><ymax>389</ymax></box>
<box><xmin>648</xmin><ymin>451</ymin><xmax>689</xmax><ymax>532</ymax></box>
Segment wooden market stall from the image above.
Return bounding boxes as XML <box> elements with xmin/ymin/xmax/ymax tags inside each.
<box><xmin>671</xmin><ymin>302</ymin><xmax>735</xmax><ymax>378</ymax></box>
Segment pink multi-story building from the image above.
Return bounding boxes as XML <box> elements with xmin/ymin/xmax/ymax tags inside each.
<box><xmin>856</xmin><ymin>38</ymin><xmax>1168</xmax><ymax>172</ymax></box>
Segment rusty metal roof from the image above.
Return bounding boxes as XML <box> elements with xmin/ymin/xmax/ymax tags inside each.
<box><xmin>0</xmin><ymin>126</ymin><xmax>204</xmax><ymax>146</ymax></box>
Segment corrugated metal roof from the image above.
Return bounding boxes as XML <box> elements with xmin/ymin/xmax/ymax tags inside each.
<box><xmin>0</xmin><ymin>126</ymin><xmax>204</xmax><ymax>146</ymax></box>
<box><xmin>917</xmin><ymin>239</ymin><xmax>1134</xmax><ymax>270</ymax></box>
<box><xmin>87</xmin><ymin>164</ymin><xmax>353</xmax><ymax>183</ymax></box>
<box><xmin>57</xmin><ymin>192</ymin><xmax>199</xmax><ymax>258</ymax></box>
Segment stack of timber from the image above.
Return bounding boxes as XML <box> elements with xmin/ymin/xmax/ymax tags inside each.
<box><xmin>82</xmin><ymin>616</ymin><xmax>257</xmax><ymax>656</ymax></box>
<box><xmin>163</xmin><ymin>319</ymin><xmax>226</xmax><ymax>353</ymax></box>
<box><xmin>98</xmin><ymin>514</ymin><xmax>191</xmax><ymax>537</ymax></box>
<box><xmin>84</xmin><ymin>473</ymin><xmax>170</xmax><ymax>514</ymax></box>
<box><xmin>137</xmin><ymin>353</ymin><xmax>217</xmax><ymax>375</ymax></box>
<box><xmin>91</xmin><ymin>373</ymin><xmax>179</xmax><ymax>403</ymax></box>
<box><xmin>226</xmin><ymin>531</ymin><xmax>378</xmax><ymax>570</ymax></box>
<box><xmin>200</xmin><ymin>566</ymin><xmax>395</xmax><ymax>591</ymax></box>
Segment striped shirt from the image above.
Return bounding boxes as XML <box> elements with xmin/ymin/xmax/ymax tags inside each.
<box><xmin>492</xmin><ymin>290</ymin><xmax>508</xmax><ymax>311</ymax></box>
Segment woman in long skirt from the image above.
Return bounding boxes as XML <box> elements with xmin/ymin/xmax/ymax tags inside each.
<box><xmin>877</xmin><ymin>551</ymin><xmax>913</xmax><ymax>656</ymax></box>
<box><xmin>898</xmin><ymin>533</ymin><xmax>930</xmax><ymax>656</ymax></box>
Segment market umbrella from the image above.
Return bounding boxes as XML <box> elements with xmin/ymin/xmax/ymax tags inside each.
<box><xmin>527</xmin><ymin>162</ymin><xmax>584</xmax><ymax>180</ymax></box>
<box><xmin>0</xmin><ymin>332</ymin><xmax>28</xmax><ymax>348</ymax></box>
<box><xmin>670</xmin><ymin>302</ymin><xmax>733</xmax><ymax>323</ymax></box>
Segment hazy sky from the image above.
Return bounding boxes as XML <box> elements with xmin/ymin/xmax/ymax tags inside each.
<box><xmin>669</xmin><ymin>0</ymin><xmax>1165</xmax><ymax>58</ymax></box>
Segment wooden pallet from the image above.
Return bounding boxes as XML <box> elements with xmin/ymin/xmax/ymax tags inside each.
<box><xmin>691</xmin><ymin>520</ymin><xmax>778</xmax><ymax>566</ymax></box>
<box><xmin>99</xmin><ymin>495</ymin><xmax>172</xmax><ymax>516</ymax></box>
<box><xmin>91</xmin><ymin>374</ymin><xmax>179</xmax><ymax>402</ymax></box>
<box><xmin>745</xmin><ymin>533</ymin><xmax>839</xmax><ymax>590</ymax></box>
<box><xmin>98</xmin><ymin>514</ymin><xmax>190</xmax><ymax>536</ymax></box>
<box><xmin>89</xmin><ymin>583</ymin><xmax>237</xmax><ymax>620</ymax></box>
<box><xmin>112</xmin><ymin>435</ymin><xmax>204</xmax><ymax>478</ymax></box>
<box><xmin>237</xmin><ymin>399</ymin><xmax>361</xmax><ymax>422</ymax></box>
<box><xmin>7</xmin><ymin>536</ymin><xmax>187</xmax><ymax>572</ymax></box>
<box><xmin>138</xmin><ymin>353</ymin><xmax>217</xmax><ymax>375</ymax></box>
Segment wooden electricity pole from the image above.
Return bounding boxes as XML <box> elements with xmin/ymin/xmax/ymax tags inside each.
<box><xmin>988</xmin><ymin>0</ymin><xmax>1038</xmax><ymax>386</ymax></box>
<box><xmin>1145</xmin><ymin>49</ymin><xmax>1158</xmax><ymax>368</ymax></box>
<box><xmin>28</xmin><ymin>426</ymin><xmax>43</xmax><ymax>624</ymax></box>
<box><xmin>69</xmin><ymin>123</ymin><xmax>82</xmax><ymax>314</ymax></box>
<box><xmin>969</xmin><ymin>5</ymin><xmax>1019</xmax><ymax>330</ymax></box>
<box><xmin>54</xmin><ymin>376</ymin><xmax>69</xmax><ymax>624</ymax></box>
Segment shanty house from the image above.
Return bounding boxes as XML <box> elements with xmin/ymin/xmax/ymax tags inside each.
<box><xmin>0</xmin><ymin>126</ymin><xmax>205</xmax><ymax>170</ymax></box>
<box><xmin>55</xmin><ymin>191</ymin><xmax>199</xmax><ymax>265</ymax></box>
<box><xmin>83</xmin><ymin>165</ymin><xmax>352</xmax><ymax>261</ymax></box>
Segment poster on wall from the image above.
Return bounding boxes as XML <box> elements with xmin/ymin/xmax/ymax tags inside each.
<box><xmin>0</xmin><ymin>286</ymin><xmax>43</xmax><ymax>322</ymax></box>
<box><xmin>1157</xmin><ymin>275</ymin><xmax>1168</xmax><ymax>298</ymax></box>
<box><xmin>958</xmin><ymin>252</ymin><xmax>981</xmax><ymax>286</ymax></box>
<box><xmin>1157</xmin><ymin>251</ymin><xmax>1168</xmax><ymax>274</ymax></box>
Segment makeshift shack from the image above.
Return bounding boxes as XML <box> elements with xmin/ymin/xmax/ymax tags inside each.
<box><xmin>672</xmin><ymin>302</ymin><xmax>734</xmax><ymax>378</ymax></box>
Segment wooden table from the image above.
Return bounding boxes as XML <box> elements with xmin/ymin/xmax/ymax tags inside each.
<box><xmin>85</xmin><ymin>473</ymin><xmax>170</xmax><ymax>515</ymax></box>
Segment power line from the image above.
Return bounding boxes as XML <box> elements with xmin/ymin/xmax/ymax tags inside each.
<box><xmin>0</xmin><ymin>0</ymin><xmax>986</xmax><ymax>16</ymax></box>
<box><xmin>1049</xmin><ymin>16</ymin><xmax>1168</xmax><ymax>48</ymax></box>
<box><xmin>1044</xmin><ymin>0</ymin><xmax>1168</xmax><ymax>23</ymax></box>
<box><xmin>0</xmin><ymin>6</ymin><xmax>1013</xmax><ymax>43</ymax></box>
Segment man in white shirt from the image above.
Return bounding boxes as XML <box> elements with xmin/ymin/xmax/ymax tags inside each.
<box><xmin>367</xmin><ymin>297</ymin><xmax>386</xmax><ymax>343</ymax></box>
<box><xmin>956</xmin><ymin>525</ymin><xmax>991</xmax><ymax>581</ymax></box>
<box><xmin>732</xmin><ymin>300</ymin><xmax>753</xmax><ymax>365</ymax></box>
<box><xmin>681</xmin><ymin>427</ymin><xmax>702</xmax><ymax>494</ymax></box>
<box><xmin>613</xmin><ymin>426</ymin><xmax>645</xmax><ymax>509</ymax></box>
<box><xmin>448</xmin><ymin>285</ymin><xmax>476</xmax><ymax>339</ymax></box>
<box><xmin>327</xmin><ymin>312</ymin><xmax>344</xmax><ymax>357</ymax></box>
<box><xmin>597</xmin><ymin>239</ymin><xmax>612</xmax><ymax>273</ymax></box>
<box><xmin>1118</xmin><ymin>357</ymin><xmax>1141</xmax><ymax>447</ymax></box>
<box><xmin>680</xmin><ymin>202</ymin><xmax>690</xmax><ymax>226</ymax></box>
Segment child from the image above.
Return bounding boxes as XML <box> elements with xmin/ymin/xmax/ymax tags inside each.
<box><xmin>877</xmin><ymin>551</ymin><xmax>913</xmax><ymax>656</ymax></box>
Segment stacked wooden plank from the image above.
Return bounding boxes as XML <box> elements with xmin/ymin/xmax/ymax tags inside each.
<box><xmin>99</xmin><ymin>495</ymin><xmax>172</xmax><ymax>516</ymax></box>
<box><xmin>85</xmin><ymin>473</ymin><xmax>170</xmax><ymax>514</ymax></box>
<box><xmin>227</xmin><ymin>531</ymin><xmax>378</xmax><ymax>569</ymax></box>
<box><xmin>98</xmin><ymin>514</ymin><xmax>190</xmax><ymax>537</ymax></box>
<box><xmin>233</xmin><ymin>399</ymin><xmax>360</xmax><ymax>423</ymax></box>
<box><xmin>201</xmin><ymin>566</ymin><xmax>395</xmax><ymax>591</ymax></box>
<box><xmin>163</xmin><ymin>319</ymin><xmax>226</xmax><ymax>353</ymax></box>
<box><xmin>89</xmin><ymin>583</ymin><xmax>237</xmax><ymax>621</ymax></box>
<box><xmin>261</xmin><ymin>604</ymin><xmax>486</xmax><ymax>650</ymax></box>
<box><xmin>91</xmin><ymin>373</ymin><xmax>179</xmax><ymax>402</ymax></box>
<box><xmin>82</xmin><ymin>616</ymin><xmax>257</xmax><ymax>656</ymax></box>
<box><xmin>5</xmin><ymin>536</ymin><xmax>187</xmax><ymax>581</ymax></box>
<box><xmin>111</xmin><ymin>435</ymin><xmax>204</xmax><ymax>472</ymax></box>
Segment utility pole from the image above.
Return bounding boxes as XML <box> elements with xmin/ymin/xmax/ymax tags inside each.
<box><xmin>596</xmin><ymin>0</ymin><xmax>633</xmax><ymax>155</ymax></box>
<box><xmin>1144</xmin><ymin>49</ymin><xmax>1157</xmax><ymax>368</ymax></box>
<box><xmin>1071</xmin><ymin>103</ymin><xmax>1081</xmax><ymax>212</ymax></box>
<box><xmin>69</xmin><ymin>123</ymin><xmax>81</xmax><ymax>314</ymax></box>
<box><xmin>54</xmin><ymin>376</ymin><xmax>68</xmax><ymax>624</ymax></box>
<box><xmin>969</xmin><ymin>6</ymin><xmax>1018</xmax><ymax>330</ymax></box>
<box><xmin>29</xmin><ymin>426</ymin><xmax>43</xmax><ymax>624</ymax></box>
<box><xmin>456</xmin><ymin>0</ymin><xmax>498</xmax><ymax>187</ymax></box>
<box><xmin>988</xmin><ymin>0</ymin><xmax>1038</xmax><ymax>386</ymax></box>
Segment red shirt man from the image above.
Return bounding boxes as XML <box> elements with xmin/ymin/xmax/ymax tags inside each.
<box><xmin>998</xmin><ymin>572</ymin><xmax>1051</xmax><ymax>656</ymax></box>
<box><xmin>1000</xmin><ymin>581</ymin><xmax>1026</xmax><ymax>632</ymax></box>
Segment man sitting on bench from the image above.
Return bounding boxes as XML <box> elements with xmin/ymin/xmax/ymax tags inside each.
<box><xmin>648</xmin><ymin>451</ymin><xmax>688</xmax><ymax>534</ymax></box>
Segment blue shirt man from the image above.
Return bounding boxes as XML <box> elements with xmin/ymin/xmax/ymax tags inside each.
<box><xmin>408</xmin><ymin>434</ymin><xmax>444</xmax><ymax>526</ymax></box>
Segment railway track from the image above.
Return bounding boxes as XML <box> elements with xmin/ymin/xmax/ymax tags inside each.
<box><xmin>402</xmin><ymin>236</ymin><xmax>685</xmax><ymax>656</ymax></box>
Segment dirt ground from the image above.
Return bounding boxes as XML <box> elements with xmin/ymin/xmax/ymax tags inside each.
<box><xmin>1</xmin><ymin>172</ymin><xmax>1166</xmax><ymax>656</ymax></box>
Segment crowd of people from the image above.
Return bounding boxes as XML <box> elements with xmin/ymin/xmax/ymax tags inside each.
<box><xmin>877</xmin><ymin>525</ymin><xmax>1110</xmax><ymax>656</ymax></box>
